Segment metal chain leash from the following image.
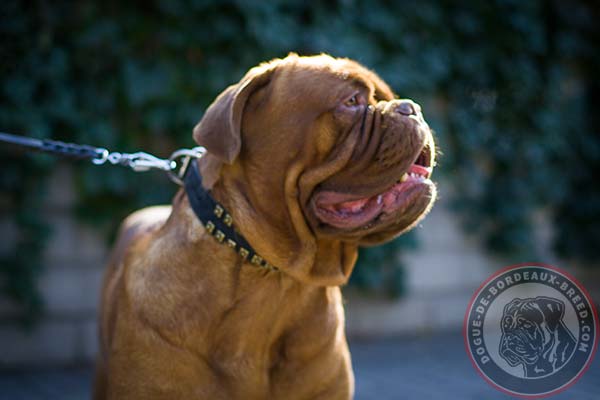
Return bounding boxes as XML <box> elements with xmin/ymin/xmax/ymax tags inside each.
<box><xmin>0</xmin><ymin>131</ymin><xmax>205</xmax><ymax>186</ymax></box>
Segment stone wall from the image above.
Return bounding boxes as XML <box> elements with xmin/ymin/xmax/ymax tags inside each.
<box><xmin>0</xmin><ymin>165</ymin><xmax>106</xmax><ymax>366</ymax></box>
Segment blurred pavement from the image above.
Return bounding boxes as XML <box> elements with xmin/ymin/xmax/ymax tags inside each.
<box><xmin>0</xmin><ymin>331</ymin><xmax>598</xmax><ymax>400</ymax></box>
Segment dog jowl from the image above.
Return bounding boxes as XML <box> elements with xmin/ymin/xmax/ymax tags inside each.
<box><xmin>499</xmin><ymin>296</ymin><xmax>576</xmax><ymax>378</ymax></box>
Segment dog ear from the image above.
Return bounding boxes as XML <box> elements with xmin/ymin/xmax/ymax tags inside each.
<box><xmin>193</xmin><ymin>66</ymin><xmax>276</xmax><ymax>164</ymax></box>
<box><xmin>535</xmin><ymin>296</ymin><xmax>565</xmax><ymax>331</ymax></box>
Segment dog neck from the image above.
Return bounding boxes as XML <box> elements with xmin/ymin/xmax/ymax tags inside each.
<box><xmin>196</xmin><ymin>159</ymin><xmax>359</xmax><ymax>287</ymax></box>
<box><xmin>183</xmin><ymin>160</ymin><xmax>278</xmax><ymax>272</ymax></box>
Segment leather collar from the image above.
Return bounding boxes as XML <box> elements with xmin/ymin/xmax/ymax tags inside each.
<box><xmin>183</xmin><ymin>160</ymin><xmax>278</xmax><ymax>271</ymax></box>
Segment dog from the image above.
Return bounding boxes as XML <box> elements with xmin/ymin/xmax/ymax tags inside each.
<box><xmin>499</xmin><ymin>296</ymin><xmax>576</xmax><ymax>378</ymax></box>
<box><xmin>93</xmin><ymin>53</ymin><xmax>436</xmax><ymax>399</ymax></box>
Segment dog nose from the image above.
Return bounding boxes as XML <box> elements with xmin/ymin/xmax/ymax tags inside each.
<box><xmin>395</xmin><ymin>100</ymin><xmax>418</xmax><ymax>116</ymax></box>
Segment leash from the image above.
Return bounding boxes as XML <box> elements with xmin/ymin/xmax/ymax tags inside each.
<box><xmin>0</xmin><ymin>131</ymin><xmax>205</xmax><ymax>185</ymax></box>
<box><xmin>1</xmin><ymin>131</ymin><xmax>278</xmax><ymax>271</ymax></box>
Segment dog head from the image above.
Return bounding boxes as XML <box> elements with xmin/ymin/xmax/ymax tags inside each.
<box><xmin>193</xmin><ymin>54</ymin><xmax>436</xmax><ymax>284</ymax></box>
<box><xmin>499</xmin><ymin>296</ymin><xmax>575</xmax><ymax>375</ymax></box>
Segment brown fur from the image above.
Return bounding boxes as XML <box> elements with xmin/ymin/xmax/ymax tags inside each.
<box><xmin>94</xmin><ymin>54</ymin><xmax>436</xmax><ymax>399</ymax></box>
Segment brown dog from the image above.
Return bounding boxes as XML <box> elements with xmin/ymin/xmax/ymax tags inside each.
<box><xmin>94</xmin><ymin>54</ymin><xmax>436</xmax><ymax>399</ymax></box>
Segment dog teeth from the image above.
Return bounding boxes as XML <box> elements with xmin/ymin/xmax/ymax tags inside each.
<box><xmin>377</xmin><ymin>195</ymin><xmax>383</xmax><ymax>204</ymax></box>
<box><xmin>400</xmin><ymin>173</ymin><xmax>408</xmax><ymax>183</ymax></box>
<box><xmin>408</xmin><ymin>172</ymin><xmax>426</xmax><ymax>180</ymax></box>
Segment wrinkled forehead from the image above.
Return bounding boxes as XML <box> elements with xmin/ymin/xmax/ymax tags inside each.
<box><xmin>270</xmin><ymin>56</ymin><xmax>395</xmax><ymax>103</ymax></box>
<box><xmin>330</xmin><ymin>58</ymin><xmax>395</xmax><ymax>100</ymax></box>
<box><xmin>511</xmin><ymin>302</ymin><xmax>544</xmax><ymax>321</ymax></box>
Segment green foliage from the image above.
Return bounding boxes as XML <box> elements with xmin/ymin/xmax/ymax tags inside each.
<box><xmin>0</xmin><ymin>1</ymin><xmax>599</xmax><ymax>319</ymax></box>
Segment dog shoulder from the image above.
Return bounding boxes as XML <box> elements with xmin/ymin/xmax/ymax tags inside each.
<box><xmin>105</xmin><ymin>206</ymin><xmax>172</xmax><ymax>269</ymax></box>
<box><xmin>121</xmin><ymin>206</ymin><xmax>172</xmax><ymax>236</ymax></box>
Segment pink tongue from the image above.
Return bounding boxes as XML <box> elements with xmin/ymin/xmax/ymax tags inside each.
<box><xmin>318</xmin><ymin>164</ymin><xmax>431</xmax><ymax>213</ymax></box>
<box><xmin>409</xmin><ymin>164</ymin><xmax>431</xmax><ymax>177</ymax></box>
<box><xmin>337</xmin><ymin>198</ymin><xmax>369</xmax><ymax>212</ymax></box>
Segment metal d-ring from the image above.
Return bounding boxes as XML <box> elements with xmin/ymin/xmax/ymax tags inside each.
<box><xmin>167</xmin><ymin>146</ymin><xmax>206</xmax><ymax>185</ymax></box>
<box><xmin>91</xmin><ymin>148</ymin><xmax>109</xmax><ymax>165</ymax></box>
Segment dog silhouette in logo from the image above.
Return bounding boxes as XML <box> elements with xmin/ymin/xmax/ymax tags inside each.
<box><xmin>499</xmin><ymin>296</ymin><xmax>576</xmax><ymax>378</ymax></box>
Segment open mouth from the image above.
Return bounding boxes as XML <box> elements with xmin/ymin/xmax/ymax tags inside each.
<box><xmin>313</xmin><ymin>141</ymin><xmax>434</xmax><ymax>230</ymax></box>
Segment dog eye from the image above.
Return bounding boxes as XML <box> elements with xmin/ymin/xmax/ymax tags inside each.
<box><xmin>342</xmin><ymin>93</ymin><xmax>364</xmax><ymax>108</ymax></box>
<box><xmin>345</xmin><ymin>95</ymin><xmax>358</xmax><ymax>106</ymax></box>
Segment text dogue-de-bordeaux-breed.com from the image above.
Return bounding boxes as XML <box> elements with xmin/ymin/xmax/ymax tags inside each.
<box><xmin>94</xmin><ymin>53</ymin><xmax>437</xmax><ymax>400</ymax></box>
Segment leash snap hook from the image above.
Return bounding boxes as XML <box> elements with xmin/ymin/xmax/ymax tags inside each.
<box><xmin>126</xmin><ymin>152</ymin><xmax>174</xmax><ymax>172</ymax></box>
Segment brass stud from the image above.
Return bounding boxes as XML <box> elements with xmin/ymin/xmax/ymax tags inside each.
<box><xmin>226</xmin><ymin>239</ymin><xmax>237</xmax><ymax>248</ymax></box>
<box><xmin>214</xmin><ymin>230</ymin><xmax>225</xmax><ymax>242</ymax></box>
<box><xmin>214</xmin><ymin>205</ymin><xmax>224</xmax><ymax>218</ymax></box>
<box><xmin>205</xmin><ymin>221</ymin><xmax>215</xmax><ymax>234</ymax></box>
<box><xmin>265</xmin><ymin>263</ymin><xmax>277</xmax><ymax>271</ymax></box>
<box><xmin>223</xmin><ymin>214</ymin><xmax>233</xmax><ymax>227</ymax></box>
<box><xmin>239</xmin><ymin>248</ymin><xmax>249</xmax><ymax>260</ymax></box>
<box><xmin>250</xmin><ymin>254</ymin><xmax>263</xmax><ymax>266</ymax></box>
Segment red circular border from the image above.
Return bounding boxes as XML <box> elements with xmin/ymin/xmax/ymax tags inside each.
<box><xmin>462</xmin><ymin>262</ymin><xmax>600</xmax><ymax>399</ymax></box>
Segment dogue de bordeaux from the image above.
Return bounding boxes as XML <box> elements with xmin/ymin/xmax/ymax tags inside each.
<box><xmin>499</xmin><ymin>296</ymin><xmax>576</xmax><ymax>378</ymax></box>
<box><xmin>94</xmin><ymin>53</ymin><xmax>437</xmax><ymax>399</ymax></box>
